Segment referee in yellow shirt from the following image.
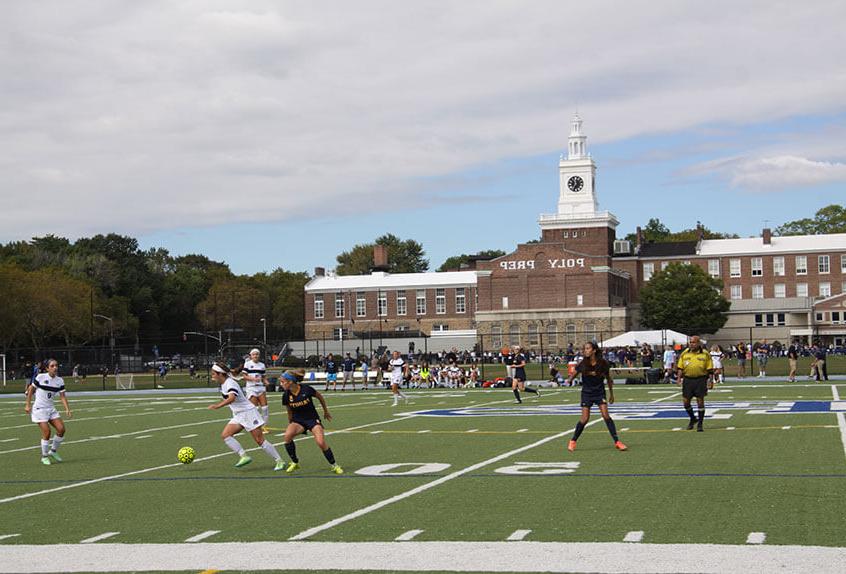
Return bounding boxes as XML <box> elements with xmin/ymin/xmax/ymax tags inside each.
<box><xmin>676</xmin><ymin>335</ymin><xmax>714</xmax><ymax>432</ymax></box>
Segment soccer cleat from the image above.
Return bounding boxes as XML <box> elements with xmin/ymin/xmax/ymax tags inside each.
<box><xmin>41</xmin><ymin>456</ymin><xmax>51</xmax><ymax>465</ymax></box>
<box><xmin>285</xmin><ymin>462</ymin><xmax>300</xmax><ymax>474</ymax></box>
<box><xmin>614</xmin><ymin>441</ymin><xmax>628</xmax><ymax>451</ymax></box>
<box><xmin>535</xmin><ymin>388</ymin><xmax>542</xmax><ymax>399</ymax></box>
<box><xmin>234</xmin><ymin>455</ymin><xmax>253</xmax><ymax>468</ymax></box>
<box><xmin>262</xmin><ymin>426</ymin><xmax>270</xmax><ymax>435</ymax></box>
<box><xmin>697</xmin><ymin>424</ymin><xmax>704</xmax><ymax>432</ymax></box>
<box><xmin>515</xmin><ymin>399</ymin><xmax>522</xmax><ymax>404</ymax></box>
<box><xmin>567</xmin><ymin>439</ymin><xmax>577</xmax><ymax>452</ymax></box>
<box><xmin>274</xmin><ymin>460</ymin><xmax>286</xmax><ymax>472</ymax></box>
<box><xmin>687</xmin><ymin>420</ymin><xmax>696</xmax><ymax>430</ymax></box>
<box><xmin>49</xmin><ymin>451</ymin><xmax>63</xmax><ymax>462</ymax></box>
<box><xmin>330</xmin><ymin>464</ymin><xmax>344</xmax><ymax>475</ymax></box>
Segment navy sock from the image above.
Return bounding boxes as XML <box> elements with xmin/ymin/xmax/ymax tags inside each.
<box><xmin>523</xmin><ymin>387</ymin><xmax>538</xmax><ymax>395</ymax></box>
<box><xmin>322</xmin><ymin>447</ymin><xmax>336</xmax><ymax>465</ymax></box>
<box><xmin>284</xmin><ymin>442</ymin><xmax>298</xmax><ymax>463</ymax></box>
<box><xmin>604</xmin><ymin>418</ymin><xmax>619</xmax><ymax>442</ymax></box>
<box><xmin>697</xmin><ymin>409</ymin><xmax>705</xmax><ymax>424</ymax></box>
<box><xmin>684</xmin><ymin>406</ymin><xmax>695</xmax><ymax>421</ymax></box>
<box><xmin>573</xmin><ymin>421</ymin><xmax>586</xmax><ymax>441</ymax></box>
<box><xmin>513</xmin><ymin>389</ymin><xmax>521</xmax><ymax>401</ymax></box>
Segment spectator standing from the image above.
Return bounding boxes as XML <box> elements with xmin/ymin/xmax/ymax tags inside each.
<box><xmin>756</xmin><ymin>340</ymin><xmax>770</xmax><ymax>377</ymax></box>
<box><xmin>640</xmin><ymin>344</ymin><xmax>654</xmax><ymax>368</ymax></box>
<box><xmin>360</xmin><ymin>356</ymin><xmax>370</xmax><ymax>390</ymax></box>
<box><xmin>736</xmin><ymin>342</ymin><xmax>747</xmax><ymax>378</ymax></box>
<box><xmin>341</xmin><ymin>353</ymin><xmax>355</xmax><ymax>391</ymax></box>
<box><xmin>811</xmin><ymin>345</ymin><xmax>828</xmax><ymax>381</ymax></box>
<box><xmin>787</xmin><ymin>342</ymin><xmax>799</xmax><ymax>382</ymax></box>
<box><xmin>662</xmin><ymin>347</ymin><xmax>676</xmax><ymax>384</ymax></box>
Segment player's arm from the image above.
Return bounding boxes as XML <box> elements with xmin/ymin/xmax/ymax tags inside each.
<box><xmin>59</xmin><ymin>390</ymin><xmax>72</xmax><ymax>418</ymax></box>
<box><xmin>24</xmin><ymin>383</ymin><xmax>33</xmax><ymax>413</ymax></box>
<box><xmin>208</xmin><ymin>392</ymin><xmax>236</xmax><ymax>410</ymax></box>
<box><xmin>314</xmin><ymin>390</ymin><xmax>332</xmax><ymax>422</ymax></box>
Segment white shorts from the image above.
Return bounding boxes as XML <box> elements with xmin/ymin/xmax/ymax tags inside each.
<box><xmin>31</xmin><ymin>407</ymin><xmax>60</xmax><ymax>424</ymax></box>
<box><xmin>228</xmin><ymin>407</ymin><xmax>264</xmax><ymax>431</ymax></box>
<box><xmin>664</xmin><ymin>362</ymin><xmax>674</xmax><ymax>370</ymax></box>
<box><xmin>390</xmin><ymin>374</ymin><xmax>403</xmax><ymax>386</ymax></box>
<box><xmin>712</xmin><ymin>360</ymin><xmax>723</xmax><ymax>370</ymax></box>
<box><xmin>245</xmin><ymin>385</ymin><xmax>266</xmax><ymax>400</ymax></box>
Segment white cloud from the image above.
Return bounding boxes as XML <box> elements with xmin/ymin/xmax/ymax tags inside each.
<box><xmin>689</xmin><ymin>155</ymin><xmax>846</xmax><ymax>190</ymax></box>
<box><xmin>1</xmin><ymin>0</ymin><xmax>846</xmax><ymax>239</ymax></box>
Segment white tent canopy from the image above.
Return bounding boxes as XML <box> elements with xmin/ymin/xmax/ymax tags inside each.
<box><xmin>602</xmin><ymin>329</ymin><xmax>691</xmax><ymax>348</ymax></box>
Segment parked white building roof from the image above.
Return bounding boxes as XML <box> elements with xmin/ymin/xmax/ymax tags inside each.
<box><xmin>698</xmin><ymin>233</ymin><xmax>846</xmax><ymax>256</ymax></box>
<box><xmin>306</xmin><ymin>271</ymin><xmax>477</xmax><ymax>293</ymax></box>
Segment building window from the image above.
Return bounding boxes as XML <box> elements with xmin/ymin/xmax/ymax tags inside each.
<box><xmin>416</xmin><ymin>289</ymin><xmax>426</xmax><ymax>315</ymax></box>
<box><xmin>356</xmin><ymin>292</ymin><xmax>366</xmax><ymax>317</ymax></box>
<box><xmin>796</xmin><ymin>255</ymin><xmax>807</xmax><ymax>275</ymax></box>
<box><xmin>546</xmin><ymin>322</ymin><xmax>558</xmax><ymax>346</ymax></box>
<box><xmin>502</xmin><ymin>296</ymin><xmax>509</xmax><ymax>310</ymax></box>
<box><xmin>377</xmin><ymin>291</ymin><xmax>387</xmax><ymax>316</ymax></box>
<box><xmin>565</xmin><ymin>323</ymin><xmax>576</xmax><ymax>344</ymax></box>
<box><xmin>815</xmin><ymin>312</ymin><xmax>824</xmax><ymax>321</ymax></box>
<box><xmin>842</xmin><ymin>281</ymin><xmax>846</xmax><ymax>295</ymax></box>
<box><xmin>455</xmin><ymin>288</ymin><xmax>466</xmax><ymax>314</ymax></box>
<box><xmin>819</xmin><ymin>255</ymin><xmax>830</xmax><ymax>274</ymax></box>
<box><xmin>584</xmin><ymin>322</ymin><xmax>596</xmax><ymax>342</ymax></box>
<box><xmin>527</xmin><ymin>323</ymin><xmax>539</xmax><ymax>346</ymax></box>
<box><xmin>773</xmin><ymin>256</ymin><xmax>785</xmax><ymax>276</ymax></box>
<box><xmin>432</xmin><ymin>324</ymin><xmax>449</xmax><ymax>332</ymax></box>
<box><xmin>730</xmin><ymin>259</ymin><xmax>741</xmax><ymax>278</ymax></box>
<box><xmin>754</xmin><ymin>314</ymin><xmax>763</xmax><ymax>327</ymax></box>
<box><xmin>820</xmin><ymin>282</ymin><xmax>831</xmax><ymax>297</ymax></box>
<box><xmin>334</xmin><ymin>293</ymin><xmax>345</xmax><ymax>318</ymax></box>
<box><xmin>562</xmin><ymin>230</ymin><xmax>569</xmax><ymax>238</ymax></box>
<box><xmin>332</xmin><ymin>327</ymin><xmax>349</xmax><ymax>341</ymax></box>
<box><xmin>643</xmin><ymin>263</ymin><xmax>654</xmax><ymax>281</ymax></box>
<box><xmin>490</xmin><ymin>325</ymin><xmax>502</xmax><ymax>349</ymax></box>
<box><xmin>774</xmin><ymin>284</ymin><xmax>786</xmax><ymax>298</ymax></box>
<box><xmin>707</xmin><ymin>259</ymin><xmax>720</xmax><ymax>278</ymax></box>
<box><xmin>832</xmin><ymin>311</ymin><xmax>841</xmax><ymax>324</ymax></box>
<box><xmin>777</xmin><ymin>313</ymin><xmax>786</xmax><ymax>326</ymax></box>
<box><xmin>752</xmin><ymin>284</ymin><xmax>764</xmax><ymax>299</ymax></box>
<box><xmin>661</xmin><ymin>261</ymin><xmax>670</xmax><ymax>271</ymax></box>
<box><xmin>435</xmin><ymin>288</ymin><xmax>446</xmax><ymax>314</ymax></box>
<box><xmin>509</xmin><ymin>324</ymin><xmax>520</xmax><ymax>346</ymax></box>
<box><xmin>730</xmin><ymin>285</ymin><xmax>742</xmax><ymax>300</ymax></box>
<box><xmin>842</xmin><ymin>255</ymin><xmax>846</xmax><ymax>274</ymax></box>
<box><xmin>751</xmin><ymin>257</ymin><xmax>763</xmax><ymax>277</ymax></box>
<box><xmin>576</xmin><ymin>294</ymin><xmax>583</xmax><ymax>306</ymax></box>
<box><xmin>396</xmin><ymin>290</ymin><xmax>407</xmax><ymax>316</ymax></box>
<box><xmin>394</xmin><ymin>324</ymin><xmax>410</xmax><ymax>332</ymax></box>
<box><xmin>797</xmin><ymin>283</ymin><xmax>808</xmax><ymax>297</ymax></box>
<box><xmin>314</xmin><ymin>294</ymin><xmax>324</xmax><ymax>319</ymax></box>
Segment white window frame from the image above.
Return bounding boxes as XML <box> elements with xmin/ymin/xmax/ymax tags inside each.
<box><xmin>527</xmin><ymin>323</ymin><xmax>539</xmax><ymax>346</ymax></box>
<box><xmin>396</xmin><ymin>290</ymin><xmax>407</xmax><ymax>316</ymax></box>
<box><xmin>819</xmin><ymin>255</ymin><xmax>830</xmax><ymax>274</ymax></box>
<box><xmin>774</xmin><ymin>283</ymin><xmax>786</xmax><ymax>298</ymax></box>
<box><xmin>377</xmin><ymin>291</ymin><xmax>387</xmax><ymax>317</ymax></box>
<box><xmin>502</xmin><ymin>296</ymin><xmax>509</xmax><ymax>310</ymax></box>
<box><xmin>773</xmin><ymin>256</ymin><xmax>785</xmax><ymax>277</ymax></box>
<box><xmin>661</xmin><ymin>261</ymin><xmax>670</xmax><ymax>271</ymax></box>
<box><xmin>730</xmin><ymin>285</ymin><xmax>742</xmax><ymax>300</ymax></box>
<box><xmin>707</xmin><ymin>259</ymin><xmax>720</xmax><ymax>278</ymax></box>
<box><xmin>313</xmin><ymin>294</ymin><xmax>324</xmax><ymax>319</ymax></box>
<box><xmin>796</xmin><ymin>255</ymin><xmax>807</xmax><ymax>275</ymax></box>
<box><xmin>576</xmin><ymin>294</ymin><xmax>584</xmax><ymax>306</ymax></box>
<box><xmin>751</xmin><ymin>257</ymin><xmax>763</xmax><ymax>277</ymax></box>
<box><xmin>729</xmin><ymin>259</ymin><xmax>741</xmax><ymax>278</ymax></box>
<box><xmin>416</xmin><ymin>289</ymin><xmax>427</xmax><ymax>315</ymax></box>
<box><xmin>435</xmin><ymin>288</ymin><xmax>446</xmax><ymax>315</ymax></box>
<box><xmin>751</xmin><ymin>284</ymin><xmax>764</xmax><ymax>299</ymax></box>
<box><xmin>643</xmin><ymin>263</ymin><xmax>654</xmax><ymax>281</ymax></box>
<box><xmin>455</xmin><ymin>287</ymin><xmax>466</xmax><ymax>314</ymax></box>
<box><xmin>565</xmin><ymin>323</ymin><xmax>576</xmax><ymax>343</ymax></box>
<box><xmin>796</xmin><ymin>283</ymin><xmax>808</xmax><ymax>297</ymax></box>
<box><xmin>820</xmin><ymin>282</ymin><xmax>831</xmax><ymax>298</ymax></box>
<box><xmin>334</xmin><ymin>293</ymin><xmax>345</xmax><ymax>318</ymax></box>
<box><xmin>356</xmin><ymin>292</ymin><xmax>366</xmax><ymax>317</ymax></box>
<box><xmin>841</xmin><ymin>255</ymin><xmax>846</xmax><ymax>274</ymax></box>
<box><xmin>546</xmin><ymin>322</ymin><xmax>558</xmax><ymax>346</ymax></box>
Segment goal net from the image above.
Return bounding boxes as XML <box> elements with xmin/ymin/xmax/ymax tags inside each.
<box><xmin>115</xmin><ymin>374</ymin><xmax>135</xmax><ymax>390</ymax></box>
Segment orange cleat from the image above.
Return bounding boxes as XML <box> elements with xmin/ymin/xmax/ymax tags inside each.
<box><xmin>615</xmin><ymin>440</ymin><xmax>628</xmax><ymax>451</ymax></box>
<box><xmin>567</xmin><ymin>439</ymin><xmax>577</xmax><ymax>452</ymax></box>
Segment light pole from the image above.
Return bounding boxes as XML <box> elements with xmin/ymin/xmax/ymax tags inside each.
<box><xmin>183</xmin><ymin>331</ymin><xmax>224</xmax><ymax>386</ymax></box>
<box><xmin>93</xmin><ymin>314</ymin><xmax>114</xmax><ymax>370</ymax></box>
<box><xmin>260</xmin><ymin>318</ymin><xmax>267</xmax><ymax>349</ymax></box>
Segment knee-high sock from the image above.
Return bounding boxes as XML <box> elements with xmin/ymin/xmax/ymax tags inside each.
<box><xmin>40</xmin><ymin>439</ymin><xmax>50</xmax><ymax>456</ymax></box>
<box><xmin>523</xmin><ymin>386</ymin><xmax>538</xmax><ymax>395</ymax></box>
<box><xmin>223</xmin><ymin>436</ymin><xmax>245</xmax><ymax>457</ymax></box>
<box><xmin>260</xmin><ymin>440</ymin><xmax>281</xmax><ymax>461</ymax></box>
<box><xmin>284</xmin><ymin>441</ymin><xmax>298</xmax><ymax>463</ymax></box>
<box><xmin>322</xmin><ymin>447</ymin><xmax>336</xmax><ymax>465</ymax></box>
<box><xmin>684</xmin><ymin>405</ymin><xmax>695</xmax><ymax>421</ymax></box>
<box><xmin>261</xmin><ymin>406</ymin><xmax>270</xmax><ymax>424</ymax></box>
<box><xmin>51</xmin><ymin>435</ymin><xmax>64</xmax><ymax>453</ymax></box>
<box><xmin>572</xmin><ymin>421</ymin><xmax>586</xmax><ymax>441</ymax></box>
<box><xmin>697</xmin><ymin>409</ymin><xmax>705</xmax><ymax>424</ymax></box>
<box><xmin>604</xmin><ymin>418</ymin><xmax>619</xmax><ymax>442</ymax></box>
<box><xmin>513</xmin><ymin>389</ymin><xmax>521</xmax><ymax>401</ymax></box>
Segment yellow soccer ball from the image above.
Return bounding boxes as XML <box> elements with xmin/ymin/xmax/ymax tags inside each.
<box><xmin>177</xmin><ymin>446</ymin><xmax>196</xmax><ymax>464</ymax></box>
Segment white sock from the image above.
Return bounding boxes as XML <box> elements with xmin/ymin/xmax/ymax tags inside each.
<box><xmin>40</xmin><ymin>439</ymin><xmax>50</xmax><ymax>457</ymax></box>
<box><xmin>223</xmin><ymin>436</ymin><xmax>246</xmax><ymax>457</ymax></box>
<box><xmin>51</xmin><ymin>435</ymin><xmax>64</xmax><ymax>452</ymax></box>
<box><xmin>260</xmin><ymin>440</ymin><xmax>281</xmax><ymax>461</ymax></box>
<box><xmin>261</xmin><ymin>406</ymin><xmax>269</xmax><ymax>424</ymax></box>
<box><xmin>392</xmin><ymin>396</ymin><xmax>399</xmax><ymax>405</ymax></box>
<box><xmin>398</xmin><ymin>390</ymin><xmax>407</xmax><ymax>398</ymax></box>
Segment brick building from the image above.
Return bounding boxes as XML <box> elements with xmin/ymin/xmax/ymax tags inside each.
<box><xmin>305</xmin><ymin>115</ymin><xmax>846</xmax><ymax>348</ymax></box>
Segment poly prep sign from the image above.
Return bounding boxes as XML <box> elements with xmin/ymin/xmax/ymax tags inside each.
<box><xmin>498</xmin><ymin>258</ymin><xmax>586</xmax><ymax>270</ymax></box>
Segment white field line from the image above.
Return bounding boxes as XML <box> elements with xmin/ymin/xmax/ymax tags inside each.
<box><xmin>289</xmin><ymin>419</ymin><xmax>603</xmax><ymax>541</ymax></box>
<box><xmin>79</xmin><ymin>532</ymin><xmax>120</xmax><ymax>544</ymax></box>
<box><xmin>0</xmin><ymin>534</ymin><xmax>20</xmax><ymax>541</ymax></box>
<box><xmin>649</xmin><ymin>391</ymin><xmax>682</xmax><ymax>403</ymax></box>
<box><xmin>832</xmin><ymin>385</ymin><xmax>846</xmax><ymax>461</ymax></box>
<box><xmin>0</xmin><ymin>438</ymin><xmax>18</xmax><ymax>443</ymax></box>
<box><xmin>134</xmin><ymin>435</ymin><xmax>153</xmax><ymax>440</ymax></box>
<box><xmin>179</xmin><ymin>434</ymin><xmax>198</xmax><ymax>439</ymax></box>
<box><xmin>2</xmin><ymin>541</ymin><xmax>846</xmax><ymax>573</ymax></box>
<box><xmin>0</xmin><ymin>411</ymin><xmax>419</xmax><ymax>506</ymax></box>
<box><xmin>185</xmin><ymin>530</ymin><xmax>220</xmax><ymax>543</ymax></box>
<box><xmin>746</xmin><ymin>532</ymin><xmax>766</xmax><ymax>544</ymax></box>
<box><xmin>516</xmin><ymin>428</ymin><xmax>528</xmax><ymax>433</ymax></box>
<box><xmin>506</xmin><ymin>529</ymin><xmax>531</xmax><ymax>541</ymax></box>
<box><xmin>623</xmin><ymin>531</ymin><xmax>644</xmax><ymax>543</ymax></box>
<box><xmin>394</xmin><ymin>530</ymin><xmax>423</xmax><ymax>541</ymax></box>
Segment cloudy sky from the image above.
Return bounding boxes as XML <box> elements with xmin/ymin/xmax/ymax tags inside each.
<box><xmin>2</xmin><ymin>1</ymin><xmax>845</xmax><ymax>274</ymax></box>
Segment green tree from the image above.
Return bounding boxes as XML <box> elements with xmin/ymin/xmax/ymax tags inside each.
<box><xmin>335</xmin><ymin>234</ymin><xmax>428</xmax><ymax>275</ymax></box>
<box><xmin>437</xmin><ymin>250</ymin><xmax>506</xmax><ymax>272</ymax></box>
<box><xmin>775</xmin><ymin>204</ymin><xmax>846</xmax><ymax>236</ymax></box>
<box><xmin>639</xmin><ymin>263</ymin><xmax>729</xmax><ymax>335</ymax></box>
<box><xmin>624</xmin><ymin>218</ymin><xmax>738</xmax><ymax>243</ymax></box>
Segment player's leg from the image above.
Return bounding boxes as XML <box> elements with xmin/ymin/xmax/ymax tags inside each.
<box><xmin>37</xmin><ymin>421</ymin><xmax>52</xmax><ymax>464</ymax></box>
<box><xmin>257</xmin><ymin>393</ymin><xmax>270</xmax><ymax>433</ymax></box>
<box><xmin>311</xmin><ymin>424</ymin><xmax>343</xmax><ymax>473</ymax></box>
<box><xmin>47</xmin><ymin>417</ymin><xmax>65</xmax><ymax>461</ymax></box>
<box><xmin>599</xmin><ymin>403</ymin><xmax>626</xmax><ymax>450</ymax></box>
<box><xmin>695</xmin><ymin>396</ymin><xmax>706</xmax><ymax>431</ymax></box>
<box><xmin>221</xmin><ymin>423</ymin><xmax>253</xmax><ymax>467</ymax></box>
<box><xmin>521</xmin><ymin>379</ymin><xmax>539</xmax><ymax>396</ymax></box>
<box><xmin>512</xmin><ymin>378</ymin><xmax>521</xmax><ymax>403</ymax></box>
<box><xmin>247</xmin><ymin>425</ymin><xmax>284</xmax><ymax>468</ymax></box>
<box><xmin>283</xmin><ymin>422</ymin><xmax>306</xmax><ymax>472</ymax></box>
<box><xmin>568</xmin><ymin>406</ymin><xmax>591</xmax><ymax>451</ymax></box>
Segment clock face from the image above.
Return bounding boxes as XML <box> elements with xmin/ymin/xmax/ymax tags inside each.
<box><xmin>567</xmin><ymin>175</ymin><xmax>584</xmax><ymax>192</ymax></box>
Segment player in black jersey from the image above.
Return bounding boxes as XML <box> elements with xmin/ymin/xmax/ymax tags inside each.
<box><xmin>511</xmin><ymin>345</ymin><xmax>540</xmax><ymax>403</ymax></box>
<box><xmin>279</xmin><ymin>369</ymin><xmax>344</xmax><ymax>474</ymax></box>
<box><xmin>565</xmin><ymin>341</ymin><xmax>627</xmax><ymax>452</ymax></box>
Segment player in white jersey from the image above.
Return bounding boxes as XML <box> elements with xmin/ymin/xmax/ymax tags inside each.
<box><xmin>208</xmin><ymin>362</ymin><xmax>285</xmax><ymax>470</ymax></box>
<box><xmin>243</xmin><ymin>349</ymin><xmax>270</xmax><ymax>433</ymax></box>
<box><xmin>447</xmin><ymin>363</ymin><xmax>462</xmax><ymax>388</ymax></box>
<box><xmin>709</xmin><ymin>344</ymin><xmax>725</xmax><ymax>386</ymax></box>
<box><xmin>24</xmin><ymin>359</ymin><xmax>72</xmax><ymax>465</ymax></box>
<box><xmin>388</xmin><ymin>351</ymin><xmax>409</xmax><ymax>406</ymax></box>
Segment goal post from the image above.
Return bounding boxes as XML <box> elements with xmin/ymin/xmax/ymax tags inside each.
<box><xmin>115</xmin><ymin>374</ymin><xmax>135</xmax><ymax>390</ymax></box>
<box><xmin>0</xmin><ymin>354</ymin><xmax>5</xmax><ymax>387</ymax></box>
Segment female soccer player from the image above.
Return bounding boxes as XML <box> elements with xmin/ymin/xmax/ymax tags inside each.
<box><xmin>278</xmin><ymin>369</ymin><xmax>343</xmax><ymax>474</ymax></box>
<box><xmin>388</xmin><ymin>351</ymin><xmax>409</xmax><ymax>405</ymax></box>
<box><xmin>511</xmin><ymin>346</ymin><xmax>540</xmax><ymax>403</ymax></box>
<box><xmin>709</xmin><ymin>344</ymin><xmax>725</xmax><ymax>386</ymax></box>
<box><xmin>243</xmin><ymin>349</ymin><xmax>270</xmax><ymax>433</ymax></box>
<box><xmin>565</xmin><ymin>341</ymin><xmax>627</xmax><ymax>452</ymax></box>
<box><xmin>24</xmin><ymin>359</ymin><xmax>72</xmax><ymax>465</ymax></box>
<box><xmin>208</xmin><ymin>362</ymin><xmax>285</xmax><ymax>470</ymax></box>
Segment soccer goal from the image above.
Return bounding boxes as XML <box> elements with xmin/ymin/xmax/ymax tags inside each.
<box><xmin>115</xmin><ymin>374</ymin><xmax>135</xmax><ymax>390</ymax></box>
<box><xmin>0</xmin><ymin>354</ymin><xmax>5</xmax><ymax>387</ymax></box>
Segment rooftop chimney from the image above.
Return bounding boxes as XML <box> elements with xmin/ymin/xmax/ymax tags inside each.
<box><xmin>372</xmin><ymin>244</ymin><xmax>389</xmax><ymax>272</ymax></box>
<box><xmin>762</xmin><ymin>228</ymin><xmax>772</xmax><ymax>245</ymax></box>
<box><xmin>635</xmin><ymin>226</ymin><xmax>643</xmax><ymax>248</ymax></box>
<box><xmin>314</xmin><ymin>266</ymin><xmax>325</xmax><ymax>277</ymax></box>
<box><xmin>696</xmin><ymin>221</ymin><xmax>705</xmax><ymax>242</ymax></box>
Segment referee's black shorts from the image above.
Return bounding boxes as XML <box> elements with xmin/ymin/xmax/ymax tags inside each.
<box><xmin>682</xmin><ymin>376</ymin><xmax>709</xmax><ymax>399</ymax></box>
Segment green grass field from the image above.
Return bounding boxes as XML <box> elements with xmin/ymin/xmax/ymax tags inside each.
<box><xmin>1</xmin><ymin>379</ymin><xmax>845</xmax><ymax>573</ymax></box>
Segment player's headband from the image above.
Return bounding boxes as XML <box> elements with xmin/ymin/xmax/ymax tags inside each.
<box><xmin>281</xmin><ymin>372</ymin><xmax>297</xmax><ymax>382</ymax></box>
<box><xmin>250</xmin><ymin>348</ymin><xmax>261</xmax><ymax>355</ymax></box>
<box><xmin>211</xmin><ymin>364</ymin><xmax>227</xmax><ymax>374</ymax></box>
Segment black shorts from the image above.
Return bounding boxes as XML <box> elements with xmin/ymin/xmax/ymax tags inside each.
<box><xmin>581</xmin><ymin>392</ymin><xmax>607</xmax><ymax>408</ymax></box>
<box><xmin>291</xmin><ymin>418</ymin><xmax>322</xmax><ymax>433</ymax></box>
<box><xmin>513</xmin><ymin>368</ymin><xmax>526</xmax><ymax>381</ymax></box>
<box><xmin>682</xmin><ymin>376</ymin><xmax>708</xmax><ymax>399</ymax></box>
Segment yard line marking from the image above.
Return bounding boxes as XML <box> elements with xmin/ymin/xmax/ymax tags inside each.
<box><xmin>506</xmin><ymin>529</ymin><xmax>531</xmax><ymax>541</ymax></box>
<box><xmin>394</xmin><ymin>530</ymin><xmax>423</xmax><ymax>541</ymax></box>
<box><xmin>0</xmin><ymin>438</ymin><xmax>18</xmax><ymax>443</ymax></box>
<box><xmin>726</xmin><ymin>427</ymin><xmax>736</xmax><ymax>430</ymax></box>
<box><xmin>831</xmin><ymin>385</ymin><xmax>846</xmax><ymax>461</ymax></box>
<box><xmin>185</xmin><ymin>531</ymin><xmax>220</xmax><ymax>543</ymax></box>
<box><xmin>672</xmin><ymin>428</ymin><xmax>681</xmax><ymax>431</ymax></box>
<box><xmin>289</xmin><ymin>419</ymin><xmax>602</xmax><ymax>541</ymax></box>
<box><xmin>180</xmin><ymin>434</ymin><xmax>198</xmax><ymax>439</ymax></box>
<box><xmin>650</xmin><ymin>391</ymin><xmax>682</xmax><ymax>403</ymax></box>
<box><xmin>746</xmin><ymin>532</ymin><xmax>766</xmax><ymax>544</ymax></box>
<box><xmin>624</xmin><ymin>531</ymin><xmax>644</xmax><ymax>542</ymax></box>
<box><xmin>466</xmin><ymin>429</ymin><xmax>478</xmax><ymax>433</ymax></box>
<box><xmin>621</xmin><ymin>428</ymin><xmax>630</xmax><ymax>432</ymax></box>
<box><xmin>0</xmin><ymin>405</ymin><xmax>213</xmax><ymax>431</ymax></box>
<box><xmin>417</xmin><ymin>430</ymin><xmax>430</xmax><ymax>434</ymax></box>
<box><xmin>370</xmin><ymin>430</ymin><xmax>383</xmax><ymax>434</ymax></box>
<box><xmin>516</xmin><ymin>428</ymin><xmax>528</xmax><ymax>433</ymax></box>
<box><xmin>134</xmin><ymin>435</ymin><xmax>153</xmax><ymax>440</ymax></box>
<box><xmin>0</xmin><ymin>534</ymin><xmax>20</xmax><ymax>541</ymax></box>
<box><xmin>80</xmin><ymin>532</ymin><xmax>120</xmax><ymax>544</ymax></box>
<box><xmin>782</xmin><ymin>426</ymin><xmax>791</xmax><ymax>430</ymax></box>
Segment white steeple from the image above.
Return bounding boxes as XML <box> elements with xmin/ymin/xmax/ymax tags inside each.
<box><xmin>568</xmin><ymin>113</ymin><xmax>588</xmax><ymax>159</ymax></box>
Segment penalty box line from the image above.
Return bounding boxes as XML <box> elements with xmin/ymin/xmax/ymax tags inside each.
<box><xmin>832</xmin><ymin>385</ymin><xmax>846</xmax><ymax>462</ymax></box>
